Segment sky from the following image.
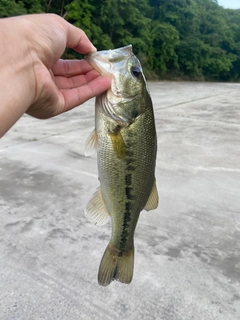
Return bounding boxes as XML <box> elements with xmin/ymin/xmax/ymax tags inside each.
<box><xmin>218</xmin><ymin>0</ymin><xmax>240</xmax><ymax>9</ymax></box>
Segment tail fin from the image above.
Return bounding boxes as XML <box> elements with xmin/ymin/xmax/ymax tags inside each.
<box><xmin>98</xmin><ymin>243</ymin><xmax>134</xmax><ymax>286</ymax></box>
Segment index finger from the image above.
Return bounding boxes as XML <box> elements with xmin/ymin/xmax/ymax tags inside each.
<box><xmin>60</xmin><ymin>76</ymin><xmax>111</xmax><ymax>112</ymax></box>
<box><xmin>52</xmin><ymin>59</ymin><xmax>94</xmax><ymax>77</ymax></box>
<box><xmin>63</xmin><ymin>19</ymin><xmax>97</xmax><ymax>54</ymax></box>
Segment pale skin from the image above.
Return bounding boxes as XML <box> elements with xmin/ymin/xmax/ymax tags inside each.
<box><xmin>0</xmin><ymin>14</ymin><xmax>111</xmax><ymax>138</ymax></box>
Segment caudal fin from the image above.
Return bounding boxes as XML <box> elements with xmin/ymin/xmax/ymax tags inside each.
<box><xmin>98</xmin><ymin>243</ymin><xmax>134</xmax><ymax>286</ymax></box>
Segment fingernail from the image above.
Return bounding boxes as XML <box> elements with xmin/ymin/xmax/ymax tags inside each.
<box><xmin>91</xmin><ymin>45</ymin><xmax>97</xmax><ymax>52</ymax></box>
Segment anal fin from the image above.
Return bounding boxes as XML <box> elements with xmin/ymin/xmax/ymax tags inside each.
<box><xmin>144</xmin><ymin>180</ymin><xmax>159</xmax><ymax>211</ymax></box>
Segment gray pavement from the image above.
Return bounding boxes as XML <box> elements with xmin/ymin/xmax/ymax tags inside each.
<box><xmin>0</xmin><ymin>81</ymin><xmax>240</xmax><ymax>319</ymax></box>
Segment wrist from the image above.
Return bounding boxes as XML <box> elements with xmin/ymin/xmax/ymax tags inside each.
<box><xmin>0</xmin><ymin>17</ymin><xmax>36</xmax><ymax>137</ymax></box>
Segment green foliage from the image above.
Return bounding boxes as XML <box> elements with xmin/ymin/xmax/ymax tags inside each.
<box><xmin>65</xmin><ymin>0</ymin><xmax>112</xmax><ymax>49</ymax></box>
<box><xmin>22</xmin><ymin>0</ymin><xmax>45</xmax><ymax>13</ymax></box>
<box><xmin>0</xmin><ymin>0</ymin><xmax>46</xmax><ymax>17</ymax></box>
<box><xmin>151</xmin><ymin>22</ymin><xmax>179</xmax><ymax>74</ymax></box>
<box><xmin>2</xmin><ymin>0</ymin><xmax>240</xmax><ymax>80</ymax></box>
<box><xmin>0</xmin><ymin>0</ymin><xmax>27</xmax><ymax>17</ymax></box>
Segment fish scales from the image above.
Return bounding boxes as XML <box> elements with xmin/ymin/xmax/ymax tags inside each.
<box><xmin>84</xmin><ymin>45</ymin><xmax>158</xmax><ymax>286</ymax></box>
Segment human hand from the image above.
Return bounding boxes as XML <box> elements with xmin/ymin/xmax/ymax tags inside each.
<box><xmin>0</xmin><ymin>14</ymin><xmax>110</xmax><ymax>136</ymax></box>
<box><xmin>27</xmin><ymin>57</ymin><xmax>110</xmax><ymax>119</ymax></box>
<box><xmin>22</xmin><ymin>14</ymin><xmax>111</xmax><ymax>119</ymax></box>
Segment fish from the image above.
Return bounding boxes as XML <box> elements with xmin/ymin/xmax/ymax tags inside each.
<box><xmin>84</xmin><ymin>45</ymin><xmax>158</xmax><ymax>286</ymax></box>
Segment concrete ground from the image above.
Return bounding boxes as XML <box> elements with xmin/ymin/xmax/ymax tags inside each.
<box><xmin>0</xmin><ymin>82</ymin><xmax>240</xmax><ymax>320</ymax></box>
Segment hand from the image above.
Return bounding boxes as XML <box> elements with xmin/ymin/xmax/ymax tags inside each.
<box><xmin>23</xmin><ymin>14</ymin><xmax>111</xmax><ymax>119</ymax></box>
<box><xmin>0</xmin><ymin>14</ymin><xmax>110</xmax><ymax>136</ymax></box>
<box><xmin>27</xmin><ymin>58</ymin><xmax>110</xmax><ymax>119</ymax></box>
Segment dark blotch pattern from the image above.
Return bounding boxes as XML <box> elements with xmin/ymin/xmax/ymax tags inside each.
<box><xmin>118</xmin><ymin>139</ymin><xmax>136</xmax><ymax>255</ymax></box>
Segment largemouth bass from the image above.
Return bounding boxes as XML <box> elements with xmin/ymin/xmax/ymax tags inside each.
<box><xmin>84</xmin><ymin>45</ymin><xmax>158</xmax><ymax>286</ymax></box>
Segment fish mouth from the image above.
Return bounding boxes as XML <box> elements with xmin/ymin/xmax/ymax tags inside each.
<box><xmin>85</xmin><ymin>45</ymin><xmax>141</xmax><ymax>100</ymax></box>
<box><xmin>85</xmin><ymin>45</ymin><xmax>133</xmax><ymax>80</ymax></box>
<box><xmin>86</xmin><ymin>45</ymin><xmax>141</xmax><ymax>123</ymax></box>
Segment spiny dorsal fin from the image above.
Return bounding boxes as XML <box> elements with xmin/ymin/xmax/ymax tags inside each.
<box><xmin>85</xmin><ymin>129</ymin><xmax>98</xmax><ymax>157</ymax></box>
<box><xmin>84</xmin><ymin>188</ymin><xmax>110</xmax><ymax>226</ymax></box>
<box><xmin>144</xmin><ymin>180</ymin><xmax>159</xmax><ymax>211</ymax></box>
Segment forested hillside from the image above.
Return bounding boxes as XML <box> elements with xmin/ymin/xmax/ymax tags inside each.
<box><xmin>1</xmin><ymin>0</ymin><xmax>240</xmax><ymax>81</ymax></box>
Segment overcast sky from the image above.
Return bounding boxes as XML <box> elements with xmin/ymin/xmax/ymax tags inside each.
<box><xmin>218</xmin><ymin>0</ymin><xmax>240</xmax><ymax>9</ymax></box>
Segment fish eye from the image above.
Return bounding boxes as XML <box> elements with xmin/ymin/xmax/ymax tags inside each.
<box><xmin>131</xmin><ymin>66</ymin><xmax>141</xmax><ymax>78</ymax></box>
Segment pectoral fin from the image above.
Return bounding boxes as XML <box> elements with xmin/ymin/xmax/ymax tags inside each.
<box><xmin>144</xmin><ymin>181</ymin><xmax>159</xmax><ymax>211</ymax></box>
<box><xmin>85</xmin><ymin>129</ymin><xmax>98</xmax><ymax>157</ymax></box>
<box><xmin>108</xmin><ymin>128</ymin><xmax>125</xmax><ymax>160</ymax></box>
<box><xmin>84</xmin><ymin>188</ymin><xmax>110</xmax><ymax>225</ymax></box>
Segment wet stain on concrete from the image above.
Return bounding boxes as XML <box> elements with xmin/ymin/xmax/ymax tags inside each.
<box><xmin>68</xmin><ymin>150</ymin><xmax>86</xmax><ymax>160</ymax></box>
<box><xmin>165</xmin><ymin>247</ymin><xmax>182</xmax><ymax>258</ymax></box>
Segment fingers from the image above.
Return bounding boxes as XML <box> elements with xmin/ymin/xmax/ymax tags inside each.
<box><xmin>52</xmin><ymin>58</ymin><xmax>111</xmax><ymax>113</ymax></box>
<box><xmin>54</xmin><ymin>69</ymin><xmax>101</xmax><ymax>89</ymax></box>
<box><xmin>63</xmin><ymin>18</ymin><xmax>97</xmax><ymax>54</ymax></box>
<box><xmin>51</xmin><ymin>59</ymin><xmax>94</xmax><ymax>77</ymax></box>
<box><xmin>60</xmin><ymin>76</ymin><xmax>111</xmax><ymax>113</ymax></box>
<box><xmin>22</xmin><ymin>14</ymin><xmax>96</xmax><ymax>66</ymax></box>
<box><xmin>52</xmin><ymin>58</ymin><xmax>110</xmax><ymax>91</ymax></box>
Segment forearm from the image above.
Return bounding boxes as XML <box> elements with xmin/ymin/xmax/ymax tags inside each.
<box><xmin>0</xmin><ymin>17</ymin><xmax>35</xmax><ymax>137</ymax></box>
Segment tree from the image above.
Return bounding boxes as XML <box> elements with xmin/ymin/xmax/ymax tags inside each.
<box><xmin>1</xmin><ymin>0</ymin><xmax>240</xmax><ymax>80</ymax></box>
<box><xmin>0</xmin><ymin>0</ymin><xmax>27</xmax><ymax>17</ymax></box>
<box><xmin>151</xmin><ymin>22</ymin><xmax>179</xmax><ymax>75</ymax></box>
